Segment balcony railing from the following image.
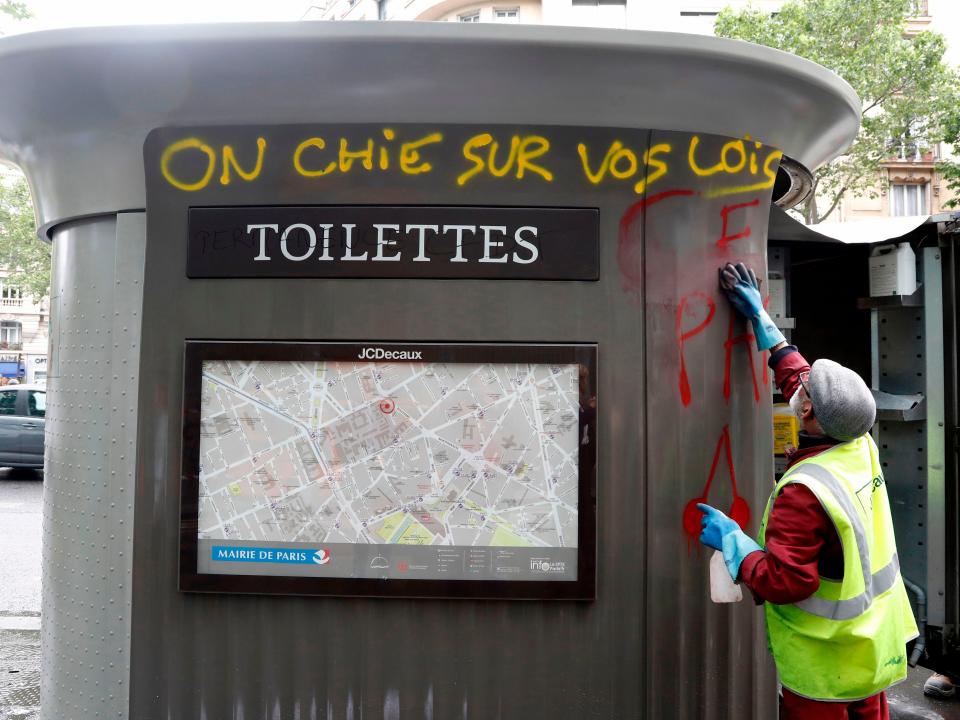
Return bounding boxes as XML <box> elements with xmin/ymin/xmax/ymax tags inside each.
<box><xmin>0</xmin><ymin>342</ymin><xmax>23</xmax><ymax>350</ymax></box>
<box><xmin>886</xmin><ymin>141</ymin><xmax>936</xmax><ymax>164</ymax></box>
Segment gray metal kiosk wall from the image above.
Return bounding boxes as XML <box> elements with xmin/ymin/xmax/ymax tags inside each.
<box><xmin>0</xmin><ymin>24</ymin><xmax>860</xmax><ymax>719</ymax></box>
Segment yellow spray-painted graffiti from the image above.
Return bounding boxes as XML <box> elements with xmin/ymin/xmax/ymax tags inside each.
<box><xmin>456</xmin><ymin>133</ymin><xmax>554</xmax><ymax>186</ymax></box>
<box><xmin>161</xmin><ymin>137</ymin><xmax>218</xmax><ymax>192</ymax></box>
<box><xmin>220</xmin><ymin>138</ymin><xmax>267</xmax><ymax>186</ymax></box>
<box><xmin>292</xmin><ymin>137</ymin><xmax>336</xmax><ymax>177</ymax></box>
<box><xmin>576</xmin><ymin>141</ymin><xmax>672</xmax><ymax>195</ymax></box>
<box><xmin>292</xmin><ymin>130</ymin><xmax>444</xmax><ymax>178</ymax></box>
<box><xmin>399</xmin><ymin>132</ymin><xmax>444</xmax><ymax>175</ymax></box>
<box><xmin>162</xmin><ymin>136</ymin><xmax>267</xmax><ymax>191</ymax></box>
<box><xmin>687</xmin><ymin>135</ymin><xmax>782</xmax><ymax>199</ymax></box>
<box><xmin>157</xmin><ymin>128</ymin><xmax>783</xmax><ymax>198</ymax></box>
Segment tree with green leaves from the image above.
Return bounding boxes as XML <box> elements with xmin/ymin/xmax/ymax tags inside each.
<box><xmin>0</xmin><ymin>2</ymin><xmax>46</xmax><ymax>302</ymax></box>
<box><xmin>934</xmin><ymin>116</ymin><xmax>960</xmax><ymax>209</ymax></box>
<box><xmin>0</xmin><ymin>171</ymin><xmax>49</xmax><ymax>301</ymax></box>
<box><xmin>0</xmin><ymin>1</ymin><xmax>29</xmax><ymax>21</ymax></box>
<box><xmin>715</xmin><ymin>0</ymin><xmax>959</xmax><ymax>224</ymax></box>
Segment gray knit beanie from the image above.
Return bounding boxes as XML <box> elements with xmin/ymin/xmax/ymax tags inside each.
<box><xmin>807</xmin><ymin>359</ymin><xmax>876</xmax><ymax>441</ymax></box>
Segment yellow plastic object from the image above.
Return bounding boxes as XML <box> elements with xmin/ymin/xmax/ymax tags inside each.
<box><xmin>773</xmin><ymin>404</ymin><xmax>799</xmax><ymax>456</ymax></box>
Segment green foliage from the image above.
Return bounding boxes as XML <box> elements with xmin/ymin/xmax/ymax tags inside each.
<box><xmin>936</xmin><ymin>115</ymin><xmax>960</xmax><ymax>209</ymax></box>
<box><xmin>715</xmin><ymin>0</ymin><xmax>959</xmax><ymax>223</ymax></box>
<box><xmin>0</xmin><ymin>1</ymin><xmax>29</xmax><ymax>21</ymax></box>
<box><xmin>0</xmin><ymin>7</ymin><xmax>43</xmax><ymax>298</ymax></box>
<box><xmin>0</xmin><ymin>171</ymin><xmax>49</xmax><ymax>301</ymax></box>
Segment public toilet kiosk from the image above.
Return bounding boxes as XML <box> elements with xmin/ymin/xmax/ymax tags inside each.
<box><xmin>0</xmin><ymin>24</ymin><xmax>859</xmax><ymax>718</ymax></box>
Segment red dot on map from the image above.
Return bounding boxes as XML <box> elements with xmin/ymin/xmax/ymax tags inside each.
<box><xmin>379</xmin><ymin>399</ymin><xmax>396</xmax><ymax>414</ymax></box>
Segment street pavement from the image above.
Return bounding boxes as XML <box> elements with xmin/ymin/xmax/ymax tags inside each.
<box><xmin>889</xmin><ymin>666</ymin><xmax>960</xmax><ymax>720</ymax></box>
<box><xmin>0</xmin><ymin>627</ymin><xmax>39</xmax><ymax>720</ymax></box>
<box><xmin>1</xmin><ymin>470</ymin><xmax>960</xmax><ymax>720</ymax></box>
<box><xmin>0</xmin><ymin>472</ymin><xmax>41</xmax><ymax>720</ymax></box>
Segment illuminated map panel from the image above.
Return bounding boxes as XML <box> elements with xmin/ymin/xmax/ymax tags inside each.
<box><xmin>180</xmin><ymin>342</ymin><xmax>596</xmax><ymax>598</ymax></box>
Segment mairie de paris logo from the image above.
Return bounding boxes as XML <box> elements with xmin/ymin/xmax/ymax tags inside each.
<box><xmin>312</xmin><ymin>549</ymin><xmax>331</xmax><ymax>565</ymax></box>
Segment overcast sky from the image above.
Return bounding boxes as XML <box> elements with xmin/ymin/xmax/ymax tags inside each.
<box><xmin>0</xmin><ymin>0</ymin><xmax>319</xmax><ymax>36</ymax></box>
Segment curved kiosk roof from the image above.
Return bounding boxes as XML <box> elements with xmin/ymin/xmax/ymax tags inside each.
<box><xmin>0</xmin><ymin>23</ymin><xmax>858</xmax><ymax>229</ymax></box>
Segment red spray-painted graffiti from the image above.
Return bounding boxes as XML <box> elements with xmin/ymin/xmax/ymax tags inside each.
<box><xmin>617</xmin><ymin>188</ymin><xmax>696</xmax><ymax>298</ymax></box>
<box><xmin>723</xmin><ymin>312</ymin><xmax>760</xmax><ymax>403</ymax></box>
<box><xmin>676</xmin><ymin>292</ymin><xmax>716</xmax><ymax>407</ymax></box>
<box><xmin>716</xmin><ymin>198</ymin><xmax>760</xmax><ymax>248</ymax></box>
<box><xmin>681</xmin><ymin>425</ymin><xmax>750</xmax><ymax>550</ymax></box>
<box><xmin>673</xmin><ymin>291</ymin><xmax>764</xmax><ymax>408</ymax></box>
<box><xmin>615</xmin><ymin>161</ymin><xmax>776</xmax><ymax>544</ymax></box>
<box><xmin>618</xmin><ymin>190</ymin><xmax>762</xmax><ymax>296</ymax></box>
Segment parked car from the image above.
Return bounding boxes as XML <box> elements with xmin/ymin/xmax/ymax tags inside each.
<box><xmin>0</xmin><ymin>383</ymin><xmax>45</xmax><ymax>469</ymax></box>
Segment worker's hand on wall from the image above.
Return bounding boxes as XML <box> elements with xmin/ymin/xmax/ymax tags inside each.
<box><xmin>697</xmin><ymin>503</ymin><xmax>763</xmax><ymax>581</ymax></box>
<box><xmin>718</xmin><ymin>262</ymin><xmax>786</xmax><ymax>352</ymax></box>
<box><xmin>719</xmin><ymin>262</ymin><xmax>763</xmax><ymax>316</ymax></box>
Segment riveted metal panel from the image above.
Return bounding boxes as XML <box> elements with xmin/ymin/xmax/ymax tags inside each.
<box><xmin>944</xmin><ymin>233</ymin><xmax>960</xmax><ymax>632</ymax></box>
<box><xmin>923</xmin><ymin>247</ymin><xmax>947</xmax><ymax>624</ymax></box>
<box><xmin>643</xmin><ymin>130</ymin><xmax>777</xmax><ymax>719</ymax></box>
<box><xmin>124</xmin><ymin>123</ymin><xmax>779</xmax><ymax>719</ymax></box>
<box><xmin>41</xmin><ymin>212</ymin><xmax>145</xmax><ymax>720</ymax></box>
<box><xmin>876</xmin><ymin>306</ymin><xmax>929</xmax><ymax>594</ymax></box>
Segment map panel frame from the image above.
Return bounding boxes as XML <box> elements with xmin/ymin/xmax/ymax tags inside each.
<box><xmin>179</xmin><ymin>340</ymin><xmax>597</xmax><ymax>600</ymax></box>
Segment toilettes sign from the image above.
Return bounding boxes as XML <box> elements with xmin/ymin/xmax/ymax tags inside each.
<box><xmin>187</xmin><ymin>205</ymin><xmax>600</xmax><ymax>280</ymax></box>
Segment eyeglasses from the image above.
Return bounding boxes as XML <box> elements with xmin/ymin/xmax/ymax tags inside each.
<box><xmin>798</xmin><ymin>370</ymin><xmax>811</xmax><ymax>398</ymax></box>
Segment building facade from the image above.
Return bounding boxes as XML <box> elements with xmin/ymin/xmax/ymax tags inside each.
<box><xmin>305</xmin><ymin>0</ymin><xmax>960</xmax><ymax>224</ymax></box>
<box><xmin>307</xmin><ymin>0</ymin><xmax>782</xmax><ymax>30</ymax></box>
<box><xmin>0</xmin><ymin>271</ymin><xmax>47</xmax><ymax>383</ymax></box>
<box><xmin>835</xmin><ymin>0</ymin><xmax>958</xmax><ymax>221</ymax></box>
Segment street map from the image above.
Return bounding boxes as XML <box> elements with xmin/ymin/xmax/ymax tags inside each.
<box><xmin>197</xmin><ymin>358</ymin><xmax>581</xmax><ymax>549</ymax></box>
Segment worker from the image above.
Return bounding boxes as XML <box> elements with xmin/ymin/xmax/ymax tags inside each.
<box><xmin>698</xmin><ymin>262</ymin><xmax>918</xmax><ymax>720</ymax></box>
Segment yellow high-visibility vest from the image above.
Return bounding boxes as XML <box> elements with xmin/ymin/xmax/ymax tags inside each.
<box><xmin>759</xmin><ymin>435</ymin><xmax>918</xmax><ymax>701</ymax></box>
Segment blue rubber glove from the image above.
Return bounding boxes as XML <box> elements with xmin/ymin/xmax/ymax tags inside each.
<box><xmin>719</xmin><ymin>262</ymin><xmax>786</xmax><ymax>352</ymax></box>
<box><xmin>697</xmin><ymin>503</ymin><xmax>763</xmax><ymax>581</ymax></box>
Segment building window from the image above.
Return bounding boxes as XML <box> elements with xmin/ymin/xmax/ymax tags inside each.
<box><xmin>890</xmin><ymin>183</ymin><xmax>927</xmax><ymax>216</ymax></box>
<box><xmin>0</xmin><ymin>284</ymin><xmax>22</xmax><ymax>307</ymax></box>
<box><xmin>459</xmin><ymin>10</ymin><xmax>480</xmax><ymax>21</ymax></box>
<box><xmin>0</xmin><ymin>321</ymin><xmax>21</xmax><ymax>347</ymax></box>
<box><xmin>494</xmin><ymin>7</ymin><xmax>519</xmax><ymax>21</ymax></box>
<box><xmin>910</xmin><ymin>0</ymin><xmax>929</xmax><ymax>16</ymax></box>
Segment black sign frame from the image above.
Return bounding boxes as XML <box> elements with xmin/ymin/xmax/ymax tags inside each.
<box><xmin>179</xmin><ymin>340</ymin><xmax>597</xmax><ymax>600</ymax></box>
<box><xmin>187</xmin><ymin>205</ymin><xmax>599</xmax><ymax>280</ymax></box>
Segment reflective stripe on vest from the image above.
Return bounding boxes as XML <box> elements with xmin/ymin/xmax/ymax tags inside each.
<box><xmin>790</xmin><ymin>463</ymin><xmax>901</xmax><ymax>621</ymax></box>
